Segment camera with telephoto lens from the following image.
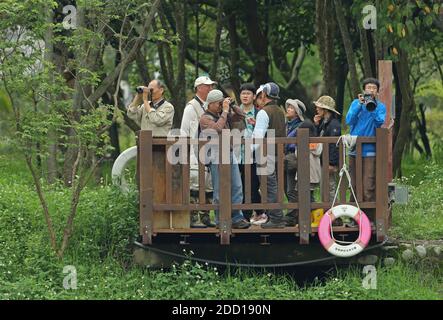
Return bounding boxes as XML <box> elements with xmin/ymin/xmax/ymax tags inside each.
<box><xmin>363</xmin><ymin>92</ymin><xmax>377</xmax><ymax>111</ymax></box>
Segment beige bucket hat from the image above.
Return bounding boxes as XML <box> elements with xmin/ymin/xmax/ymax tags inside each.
<box><xmin>313</xmin><ymin>95</ymin><xmax>340</xmax><ymax>115</ymax></box>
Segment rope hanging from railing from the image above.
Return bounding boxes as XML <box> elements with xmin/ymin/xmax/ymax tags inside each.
<box><xmin>329</xmin><ymin>135</ymin><xmax>362</xmax><ymax>245</ymax></box>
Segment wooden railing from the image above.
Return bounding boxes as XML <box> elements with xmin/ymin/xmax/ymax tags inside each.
<box><xmin>137</xmin><ymin>128</ymin><xmax>390</xmax><ymax>245</ymax></box>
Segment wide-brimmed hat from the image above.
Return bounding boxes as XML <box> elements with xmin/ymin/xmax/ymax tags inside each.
<box><xmin>313</xmin><ymin>95</ymin><xmax>340</xmax><ymax>115</ymax></box>
<box><xmin>285</xmin><ymin>99</ymin><xmax>306</xmax><ymax>121</ymax></box>
<box><xmin>194</xmin><ymin>76</ymin><xmax>217</xmax><ymax>88</ymax></box>
<box><xmin>203</xmin><ymin>89</ymin><xmax>224</xmax><ymax>109</ymax></box>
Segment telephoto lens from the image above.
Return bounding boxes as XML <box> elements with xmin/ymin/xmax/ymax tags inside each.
<box><xmin>363</xmin><ymin>93</ymin><xmax>377</xmax><ymax>112</ymax></box>
<box><xmin>136</xmin><ymin>86</ymin><xmax>144</xmax><ymax>94</ymax></box>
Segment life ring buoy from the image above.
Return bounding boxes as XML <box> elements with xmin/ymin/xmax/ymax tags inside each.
<box><xmin>112</xmin><ymin>146</ymin><xmax>137</xmax><ymax>193</ymax></box>
<box><xmin>318</xmin><ymin>205</ymin><xmax>371</xmax><ymax>258</ymax></box>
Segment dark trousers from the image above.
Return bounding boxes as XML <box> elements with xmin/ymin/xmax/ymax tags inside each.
<box><xmin>349</xmin><ymin>156</ymin><xmax>376</xmax><ymax>202</ymax></box>
<box><xmin>239</xmin><ymin>163</ymin><xmax>263</xmax><ymax>220</ymax></box>
<box><xmin>349</xmin><ymin>156</ymin><xmax>376</xmax><ymax>219</ymax></box>
<box><xmin>285</xmin><ymin>158</ymin><xmax>315</xmax><ymax>219</ymax></box>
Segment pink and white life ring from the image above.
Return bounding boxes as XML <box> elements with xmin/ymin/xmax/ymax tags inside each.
<box><xmin>318</xmin><ymin>205</ymin><xmax>372</xmax><ymax>258</ymax></box>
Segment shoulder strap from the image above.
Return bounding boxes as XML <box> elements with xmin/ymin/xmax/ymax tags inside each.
<box><xmin>189</xmin><ymin>98</ymin><xmax>204</xmax><ymax>119</ymax></box>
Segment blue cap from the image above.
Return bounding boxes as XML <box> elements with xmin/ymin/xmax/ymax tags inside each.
<box><xmin>262</xmin><ymin>82</ymin><xmax>280</xmax><ymax>99</ymax></box>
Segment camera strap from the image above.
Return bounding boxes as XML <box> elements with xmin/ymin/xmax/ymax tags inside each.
<box><xmin>152</xmin><ymin>99</ymin><xmax>165</xmax><ymax>110</ymax></box>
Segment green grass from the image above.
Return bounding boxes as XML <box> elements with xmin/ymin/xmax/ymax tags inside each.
<box><xmin>0</xmin><ymin>142</ymin><xmax>442</xmax><ymax>300</ymax></box>
<box><xmin>389</xmin><ymin>159</ymin><xmax>443</xmax><ymax>240</ymax></box>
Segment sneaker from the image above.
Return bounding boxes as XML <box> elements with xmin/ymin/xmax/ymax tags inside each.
<box><xmin>249</xmin><ymin>213</ymin><xmax>259</xmax><ymax>224</ymax></box>
<box><xmin>251</xmin><ymin>213</ymin><xmax>268</xmax><ymax>226</ymax></box>
<box><xmin>261</xmin><ymin>219</ymin><xmax>285</xmax><ymax>229</ymax></box>
<box><xmin>232</xmin><ymin>219</ymin><xmax>251</xmax><ymax>229</ymax></box>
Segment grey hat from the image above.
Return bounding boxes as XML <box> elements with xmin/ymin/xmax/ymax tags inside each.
<box><xmin>285</xmin><ymin>99</ymin><xmax>306</xmax><ymax>121</ymax></box>
<box><xmin>203</xmin><ymin>89</ymin><xmax>224</xmax><ymax>109</ymax></box>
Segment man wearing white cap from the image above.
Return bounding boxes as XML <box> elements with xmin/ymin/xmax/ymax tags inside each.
<box><xmin>180</xmin><ymin>76</ymin><xmax>217</xmax><ymax>227</ymax></box>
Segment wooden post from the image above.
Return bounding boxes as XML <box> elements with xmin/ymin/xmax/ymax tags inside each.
<box><xmin>198</xmin><ymin>140</ymin><xmax>206</xmax><ymax>205</ymax></box>
<box><xmin>378</xmin><ymin>60</ymin><xmax>393</xmax><ymax>229</ymax></box>
<box><xmin>378</xmin><ymin>60</ymin><xmax>393</xmax><ymax>183</ymax></box>
<box><xmin>139</xmin><ymin>131</ymin><xmax>153</xmax><ymax>245</ymax></box>
<box><xmin>376</xmin><ymin>128</ymin><xmax>388</xmax><ymax>242</ymax></box>
<box><xmin>277</xmin><ymin>143</ymin><xmax>285</xmax><ymax>203</ymax></box>
<box><xmin>244</xmin><ymin>138</ymin><xmax>252</xmax><ymax>204</ymax></box>
<box><xmin>356</xmin><ymin>141</ymin><xmax>363</xmax><ymax>203</ymax></box>
<box><xmin>219</xmin><ymin>130</ymin><xmax>231</xmax><ymax>245</ymax></box>
<box><xmin>297</xmin><ymin>129</ymin><xmax>310</xmax><ymax>244</ymax></box>
<box><xmin>321</xmin><ymin>143</ymin><xmax>330</xmax><ymax>203</ymax></box>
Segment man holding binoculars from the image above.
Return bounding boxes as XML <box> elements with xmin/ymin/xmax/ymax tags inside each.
<box><xmin>346</xmin><ymin>77</ymin><xmax>386</xmax><ymax>205</ymax></box>
<box><xmin>126</xmin><ymin>79</ymin><xmax>174</xmax><ymax>136</ymax></box>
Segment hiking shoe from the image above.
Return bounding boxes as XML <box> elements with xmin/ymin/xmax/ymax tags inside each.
<box><xmin>283</xmin><ymin>215</ymin><xmax>297</xmax><ymax>227</ymax></box>
<box><xmin>332</xmin><ymin>218</ymin><xmax>343</xmax><ymax>227</ymax></box>
<box><xmin>232</xmin><ymin>219</ymin><xmax>251</xmax><ymax>229</ymax></box>
<box><xmin>251</xmin><ymin>213</ymin><xmax>268</xmax><ymax>226</ymax></box>
<box><xmin>200</xmin><ymin>212</ymin><xmax>216</xmax><ymax>228</ymax></box>
<box><xmin>190</xmin><ymin>211</ymin><xmax>207</xmax><ymax>228</ymax></box>
<box><xmin>344</xmin><ymin>220</ymin><xmax>357</xmax><ymax>228</ymax></box>
<box><xmin>261</xmin><ymin>219</ymin><xmax>285</xmax><ymax>229</ymax></box>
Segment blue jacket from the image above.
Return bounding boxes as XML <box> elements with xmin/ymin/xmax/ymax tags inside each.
<box><xmin>286</xmin><ymin>118</ymin><xmax>303</xmax><ymax>154</ymax></box>
<box><xmin>345</xmin><ymin>99</ymin><xmax>386</xmax><ymax>157</ymax></box>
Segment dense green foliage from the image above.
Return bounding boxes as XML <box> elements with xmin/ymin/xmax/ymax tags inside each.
<box><xmin>0</xmin><ymin>143</ymin><xmax>441</xmax><ymax>300</ymax></box>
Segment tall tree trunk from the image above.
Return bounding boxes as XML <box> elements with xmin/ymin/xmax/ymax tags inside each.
<box><xmin>359</xmin><ymin>28</ymin><xmax>374</xmax><ymax>77</ymax></box>
<box><xmin>416</xmin><ymin>103</ymin><xmax>432</xmax><ymax>159</ymax></box>
<box><xmin>430</xmin><ymin>46</ymin><xmax>443</xmax><ymax>84</ymax></box>
<box><xmin>63</xmin><ymin>5</ymin><xmax>86</xmax><ymax>186</ymax></box>
<box><xmin>316</xmin><ymin>0</ymin><xmax>337</xmax><ymax>97</ymax></box>
<box><xmin>173</xmin><ymin>1</ymin><xmax>187</xmax><ymax>128</ymax></box>
<box><xmin>393</xmin><ymin>48</ymin><xmax>416</xmax><ymax>177</ymax></box>
<box><xmin>336</xmin><ymin>58</ymin><xmax>349</xmax><ymax>118</ymax></box>
<box><xmin>44</xmin><ymin>7</ymin><xmax>58</xmax><ymax>183</ymax></box>
<box><xmin>210</xmin><ymin>0</ymin><xmax>223</xmax><ymax>80</ymax></box>
<box><xmin>244</xmin><ymin>0</ymin><xmax>269</xmax><ymax>86</ymax></box>
<box><xmin>135</xmin><ymin>48</ymin><xmax>152</xmax><ymax>85</ymax></box>
<box><xmin>194</xmin><ymin>3</ymin><xmax>200</xmax><ymax>79</ymax></box>
<box><xmin>334</xmin><ymin>0</ymin><xmax>359</xmax><ymax>97</ymax></box>
<box><xmin>367</xmin><ymin>30</ymin><xmax>377</xmax><ymax>77</ymax></box>
<box><xmin>227</xmin><ymin>13</ymin><xmax>241</xmax><ymax>103</ymax></box>
<box><xmin>392</xmin><ymin>62</ymin><xmax>402</xmax><ymax>158</ymax></box>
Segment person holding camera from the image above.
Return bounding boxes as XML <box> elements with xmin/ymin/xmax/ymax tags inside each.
<box><xmin>199</xmin><ymin>89</ymin><xmax>250</xmax><ymax>229</ymax></box>
<box><xmin>126</xmin><ymin>79</ymin><xmax>174</xmax><ymax>136</ymax></box>
<box><xmin>313</xmin><ymin>95</ymin><xmax>341</xmax><ymax>202</ymax></box>
<box><xmin>345</xmin><ymin>78</ymin><xmax>386</xmax><ymax>203</ymax></box>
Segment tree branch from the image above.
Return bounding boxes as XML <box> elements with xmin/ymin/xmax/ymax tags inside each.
<box><xmin>82</xmin><ymin>0</ymin><xmax>161</xmax><ymax>109</ymax></box>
